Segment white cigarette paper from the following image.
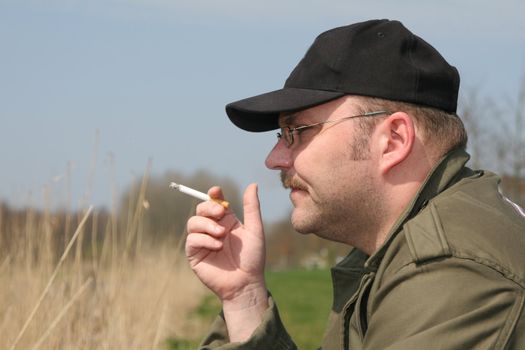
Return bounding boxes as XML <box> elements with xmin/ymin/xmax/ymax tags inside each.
<box><xmin>169</xmin><ymin>182</ymin><xmax>229</xmax><ymax>208</ymax></box>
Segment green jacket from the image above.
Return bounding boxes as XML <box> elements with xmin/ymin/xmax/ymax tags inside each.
<box><xmin>199</xmin><ymin>149</ymin><xmax>525</xmax><ymax>349</ymax></box>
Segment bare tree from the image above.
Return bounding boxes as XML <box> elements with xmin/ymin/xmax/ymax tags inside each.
<box><xmin>504</xmin><ymin>73</ymin><xmax>525</xmax><ymax>206</ymax></box>
<box><xmin>460</xmin><ymin>72</ymin><xmax>525</xmax><ymax>208</ymax></box>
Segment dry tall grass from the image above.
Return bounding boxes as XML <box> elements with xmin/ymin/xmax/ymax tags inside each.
<box><xmin>0</xmin><ymin>185</ymin><xmax>208</xmax><ymax>349</ymax></box>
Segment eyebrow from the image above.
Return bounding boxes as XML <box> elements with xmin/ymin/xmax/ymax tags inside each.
<box><xmin>278</xmin><ymin>113</ymin><xmax>294</xmax><ymax>127</ymax></box>
<box><xmin>279</xmin><ymin>113</ymin><xmax>310</xmax><ymax>127</ymax></box>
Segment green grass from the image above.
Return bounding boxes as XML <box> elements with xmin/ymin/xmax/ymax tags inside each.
<box><xmin>266</xmin><ymin>269</ymin><xmax>332</xmax><ymax>349</ymax></box>
<box><xmin>182</xmin><ymin>269</ymin><xmax>333</xmax><ymax>350</ymax></box>
<box><xmin>165</xmin><ymin>337</ymin><xmax>197</xmax><ymax>350</ymax></box>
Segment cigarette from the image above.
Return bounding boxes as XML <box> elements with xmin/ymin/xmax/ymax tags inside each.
<box><xmin>169</xmin><ymin>182</ymin><xmax>230</xmax><ymax>209</ymax></box>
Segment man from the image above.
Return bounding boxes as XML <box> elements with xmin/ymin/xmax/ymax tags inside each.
<box><xmin>185</xmin><ymin>19</ymin><xmax>525</xmax><ymax>349</ymax></box>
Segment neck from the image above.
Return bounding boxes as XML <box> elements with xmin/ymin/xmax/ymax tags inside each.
<box><xmin>364</xmin><ymin>158</ymin><xmax>434</xmax><ymax>255</ymax></box>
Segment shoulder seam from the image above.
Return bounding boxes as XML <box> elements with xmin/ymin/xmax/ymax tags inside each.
<box><xmin>392</xmin><ymin>254</ymin><xmax>525</xmax><ymax>290</ymax></box>
<box><xmin>450</xmin><ymin>251</ymin><xmax>525</xmax><ymax>289</ymax></box>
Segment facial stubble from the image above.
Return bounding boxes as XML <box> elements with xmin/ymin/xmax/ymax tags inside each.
<box><xmin>280</xmin><ymin>132</ymin><xmax>384</xmax><ymax>248</ymax></box>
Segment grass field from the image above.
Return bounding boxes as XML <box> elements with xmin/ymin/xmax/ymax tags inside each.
<box><xmin>1</xmin><ymin>171</ymin><xmax>334</xmax><ymax>350</ymax></box>
<box><xmin>0</xmin><ymin>202</ymin><xmax>211</xmax><ymax>350</ymax></box>
<box><xmin>1</xmin><ymin>198</ymin><xmax>334</xmax><ymax>350</ymax></box>
<box><xmin>191</xmin><ymin>268</ymin><xmax>333</xmax><ymax>350</ymax></box>
<box><xmin>266</xmin><ymin>269</ymin><xmax>333</xmax><ymax>349</ymax></box>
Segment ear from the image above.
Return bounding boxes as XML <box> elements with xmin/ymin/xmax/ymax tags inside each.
<box><xmin>374</xmin><ymin>112</ymin><xmax>415</xmax><ymax>174</ymax></box>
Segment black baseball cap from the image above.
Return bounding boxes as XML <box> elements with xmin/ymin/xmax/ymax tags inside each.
<box><xmin>226</xmin><ymin>19</ymin><xmax>460</xmax><ymax>132</ymax></box>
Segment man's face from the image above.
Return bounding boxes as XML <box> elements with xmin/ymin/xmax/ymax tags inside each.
<box><xmin>265</xmin><ymin>96</ymin><xmax>383</xmax><ymax>245</ymax></box>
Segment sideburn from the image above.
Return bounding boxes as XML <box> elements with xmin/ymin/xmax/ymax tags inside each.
<box><xmin>350</xmin><ymin>132</ymin><xmax>372</xmax><ymax>161</ymax></box>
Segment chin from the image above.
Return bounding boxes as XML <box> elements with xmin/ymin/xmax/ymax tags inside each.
<box><xmin>291</xmin><ymin>210</ymin><xmax>318</xmax><ymax>235</ymax></box>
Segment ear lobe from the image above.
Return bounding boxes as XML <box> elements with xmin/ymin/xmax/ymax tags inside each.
<box><xmin>378</xmin><ymin>112</ymin><xmax>415</xmax><ymax>174</ymax></box>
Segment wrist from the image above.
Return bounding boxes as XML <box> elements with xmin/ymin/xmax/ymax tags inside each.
<box><xmin>222</xmin><ymin>280</ymin><xmax>268</xmax><ymax>312</ymax></box>
<box><xmin>222</xmin><ymin>282</ymin><xmax>269</xmax><ymax>342</ymax></box>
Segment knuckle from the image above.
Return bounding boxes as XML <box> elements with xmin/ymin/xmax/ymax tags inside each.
<box><xmin>186</xmin><ymin>216</ymin><xmax>199</xmax><ymax>231</ymax></box>
<box><xmin>195</xmin><ymin>202</ymin><xmax>209</xmax><ymax>216</ymax></box>
<box><xmin>187</xmin><ymin>217</ymin><xmax>210</xmax><ymax>234</ymax></box>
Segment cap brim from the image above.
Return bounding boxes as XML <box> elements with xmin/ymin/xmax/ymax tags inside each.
<box><xmin>226</xmin><ymin>88</ymin><xmax>345</xmax><ymax>132</ymax></box>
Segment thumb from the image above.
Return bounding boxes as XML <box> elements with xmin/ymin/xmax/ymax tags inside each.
<box><xmin>243</xmin><ymin>183</ymin><xmax>263</xmax><ymax>234</ymax></box>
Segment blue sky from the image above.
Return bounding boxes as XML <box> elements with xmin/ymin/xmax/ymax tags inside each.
<box><xmin>1</xmin><ymin>1</ymin><xmax>524</xmax><ymax>222</ymax></box>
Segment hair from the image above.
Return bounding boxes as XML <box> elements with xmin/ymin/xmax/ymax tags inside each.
<box><xmin>352</xmin><ymin>96</ymin><xmax>468</xmax><ymax>160</ymax></box>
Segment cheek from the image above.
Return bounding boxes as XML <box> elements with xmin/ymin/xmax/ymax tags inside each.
<box><xmin>294</xmin><ymin>139</ymin><xmax>350</xmax><ymax>184</ymax></box>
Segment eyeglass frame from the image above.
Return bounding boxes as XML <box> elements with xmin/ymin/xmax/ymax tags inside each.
<box><xmin>276</xmin><ymin>110</ymin><xmax>391</xmax><ymax>147</ymax></box>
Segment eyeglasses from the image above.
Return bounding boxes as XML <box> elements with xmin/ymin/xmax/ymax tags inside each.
<box><xmin>277</xmin><ymin>110</ymin><xmax>390</xmax><ymax>147</ymax></box>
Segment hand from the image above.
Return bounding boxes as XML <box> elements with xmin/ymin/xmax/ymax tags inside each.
<box><xmin>186</xmin><ymin>183</ymin><xmax>267</xmax><ymax>301</ymax></box>
<box><xmin>186</xmin><ymin>183</ymin><xmax>268</xmax><ymax>341</ymax></box>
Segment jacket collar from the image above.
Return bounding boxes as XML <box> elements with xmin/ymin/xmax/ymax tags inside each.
<box><xmin>362</xmin><ymin>148</ymin><xmax>472</xmax><ymax>270</ymax></box>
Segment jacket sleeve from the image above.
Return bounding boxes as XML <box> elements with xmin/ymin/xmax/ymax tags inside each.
<box><xmin>362</xmin><ymin>257</ymin><xmax>525</xmax><ymax>350</ymax></box>
<box><xmin>199</xmin><ymin>295</ymin><xmax>298</xmax><ymax>350</ymax></box>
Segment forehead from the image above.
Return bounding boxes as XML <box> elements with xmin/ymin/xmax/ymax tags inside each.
<box><xmin>278</xmin><ymin>113</ymin><xmax>298</xmax><ymax>127</ymax></box>
<box><xmin>277</xmin><ymin>95</ymin><xmax>363</xmax><ymax>127</ymax></box>
<box><xmin>278</xmin><ymin>108</ymin><xmax>323</xmax><ymax>127</ymax></box>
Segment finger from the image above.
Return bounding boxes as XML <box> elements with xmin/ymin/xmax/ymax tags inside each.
<box><xmin>243</xmin><ymin>183</ymin><xmax>263</xmax><ymax>235</ymax></box>
<box><xmin>185</xmin><ymin>232</ymin><xmax>224</xmax><ymax>255</ymax></box>
<box><xmin>187</xmin><ymin>216</ymin><xmax>226</xmax><ymax>237</ymax></box>
<box><xmin>195</xmin><ymin>199</ymin><xmax>226</xmax><ymax>219</ymax></box>
<box><xmin>208</xmin><ymin>186</ymin><xmax>225</xmax><ymax>201</ymax></box>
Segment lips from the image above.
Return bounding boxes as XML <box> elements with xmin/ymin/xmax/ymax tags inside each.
<box><xmin>280</xmin><ymin>172</ymin><xmax>308</xmax><ymax>192</ymax></box>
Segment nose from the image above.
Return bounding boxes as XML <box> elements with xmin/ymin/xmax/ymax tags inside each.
<box><xmin>265</xmin><ymin>138</ymin><xmax>293</xmax><ymax>170</ymax></box>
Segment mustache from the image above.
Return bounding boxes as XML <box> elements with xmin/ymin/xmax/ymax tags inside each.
<box><xmin>280</xmin><ymin>172</ymin><xmax>308</xmax><ymax>191</ymax></box>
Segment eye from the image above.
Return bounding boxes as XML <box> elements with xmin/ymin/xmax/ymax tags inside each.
<box><xmin>293</xmin><ymin>125</ymin><xmax>314</xmax><ymax>136</ymax></box>
<box><xmin>293</xmin><ymin>125</ymin><xmax>306</xmax><ymax>132</ymax></box>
